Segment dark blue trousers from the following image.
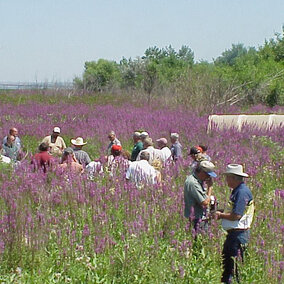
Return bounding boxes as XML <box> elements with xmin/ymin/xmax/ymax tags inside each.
<box><xmin>222</xmin><ymin>230</ymin><xmax>250</xmax><ymax>283</ymax></box>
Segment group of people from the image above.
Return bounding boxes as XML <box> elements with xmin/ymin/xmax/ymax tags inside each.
<box><xmin>0</xmin><ymin>126</ymin><xmax>254</xmax><ymax>283</ymax></box>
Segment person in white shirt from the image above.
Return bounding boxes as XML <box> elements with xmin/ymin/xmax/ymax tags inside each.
<box><xmin>126</xmin><ymin>151</ymin><xmax>160</xmax><ymax>186</ymax></box>
<box><xmin>136</xmin><ymin>138</ymin><xmax>161</xmax><ymax>165</ymax></box>
<box><xmin>156</xmin><ymin>138</ymin><xmax>172</xmax><ymax>165</ymax></box>
<box><xmin>42</xmin><ymin>127</ymin><xmax>66</xmax><ymax>156</ymax></box>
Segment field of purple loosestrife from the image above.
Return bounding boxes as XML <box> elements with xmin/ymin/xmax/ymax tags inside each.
<box><xmin>0</xmin><ymin>92</ymin><xmax>283</xmax><ymax>283</ymax></box>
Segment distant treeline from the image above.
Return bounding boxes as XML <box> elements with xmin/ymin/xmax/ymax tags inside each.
<box><xmin>74</xmin><ymin>29</ymin><xmax>284</xmax><ymax>108</ymax></box>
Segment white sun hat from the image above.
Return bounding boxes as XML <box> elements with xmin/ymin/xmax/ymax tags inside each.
<box><xmin>170</xmin><ymin>133</ymin><xmax>179</xmax><ymax>139</ymax></box>
<box><xmin>140</xmin><ymin>131</ymin><xmax>149</xmax><ymax>138</ymax></box>
<box><xmin>224</xmin><ymin>164</ymin><xmax>249</xmax><ymax>177</ymax></box>
<box><xmin>71</xmin><ymin>137</ymin><xmax>87</xmax><ymax>146</ymax></box>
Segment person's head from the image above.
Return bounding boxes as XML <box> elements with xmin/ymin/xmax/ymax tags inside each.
<box><xmin>71</xmin><ymin>137</ymin><xmax>87</xmax><ymax>149</ymax></box>
<box><xmin>122</xmin><ymin>150</ymin><xmax>131</xmax><ymax>160</ymax></box>
<box><xmin>170</xmin><ymin>133</ymin><xmax>179</xmax><ymax>144</ymax></box>
<box><xmin>7</xmin><ymin>135</ymin><xmax>15</xmax><ymax>145</ymax></box>
<box><xmin>140</xmin><ymin>151</ymin><xmax>150</xmax><ymax>162</ymax></box>
<box><xmin>156</xmin><ymin>138</ymin><xmax>167</xmax><ymax>149</ymax></box>
<box><xmin>52</xmin><ymin>127</ymin><xmax>61</xmax><ymax>138</ymax></box>
<box><xmin>195</xmin><ymin>160</ymin><xmax>217</xmax><ymax>181</ymax></box>
<box><xmin>143</xmin><ymin>137</ymin><xmax>153</xmax><ymax>149</ymax></box>
<box><xmin>224</xmin><ymin>164</ymin><xmax>248</xmax><ymax>188</ymax></box>
<box><xmin>9</xmin><ymin>128</ymin><xmax>18</xmax><ymax>137</ymax></box>
<box><xmin>111</xmin><ymin>145</ymin><xmax>122</xmax><ymax>157</ymax></box>
<box><xmin>199</xmin><ymin>145</ymin><xmax>208</xmax><ymax>153</ymax></box>
<box><xmin>225</xmin><ymin>174</ymin><xmax>244</xmax><ymax>189</ymax></box>
<box><xmin>140</xmin><ymin>131</ymin><xmax>149</xmax><ymax>142</ymax></box>
<box><xmin>189</xmin><ymin>147</ymin><xmax>201</xmax><ymax>160</ymax></box>
<box><xmin>133</xmin><ymin>132</ymin><xmax>141</xmax><ymax>143</ymax></box>
<box><xmin>38</xmin><ymin>142</ymin><xmax>49</xmax><ymax>152</ymax></box>
<box><xmin>108</xmin><ymin>131</ymin><xmax>116</xmax><ymax>142</ymax></box>
<box><xmin>62</xmin><ymin>147</ymin><xmax>74</xmax><ymax>163</ymax></box>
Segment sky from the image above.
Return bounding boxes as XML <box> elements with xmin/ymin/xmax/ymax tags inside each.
<box><xmin>0</xmin><ymin>0</ymin><xmax>283</xmax><ymax>82</ymax></box>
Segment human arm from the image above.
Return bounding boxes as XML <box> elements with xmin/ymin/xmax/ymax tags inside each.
<box><xmin>215</xmin><ymin>189</ymin><xmax>248</xmax><ymax>220</ymax></box>
<box><xmin>84</xmin><ymin>152</ymin><xmax>92</xmax><ymax>165</ymax></box>
<box><xmin>61</xmin><ymin>137</ymin><xmax>67</xmax><ymax>150</ymax></box>
<box><xmin>215</xmin><ymin>211</ymin><xmax>241</xmax><ymax>221</ymax></box>
<box><xmin>200</xmin><ymin>185</ymin><xmax>213</xmax><ymax>207</ymax></box>
<box><xmin>185</xmin><ymin>181</ymin><xmax>211</xmax><ymax>208</ymax></box>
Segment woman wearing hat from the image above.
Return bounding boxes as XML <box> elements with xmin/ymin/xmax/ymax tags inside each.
<box><xmin>42</xmin><ymin>127</ymin><xmax>66</xmax><ymax>156</ymax></box>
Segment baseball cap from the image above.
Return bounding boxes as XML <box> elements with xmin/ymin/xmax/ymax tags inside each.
<box><xmin>189</xmin><ymin>147</ymin><xmax>200</xmax><ymax>155</ymax></box>
<box><xmin>111</xmin><ymin>145</ymin><xmax>122</xmax><ymax>152</ymax></box>
<box><xmin>53</xmin><ymin>127</ymin><xmax>61</xmax><ymax>133</ymax></box>
<box><xmin>156</xmin><ymin>138</ymin><xmax>168</xmax><ymax>145</ymax></box>
<box><xmin>199</xmin><ymin>160</ymin><xmax>217</xmax><ymax>178</ymax></box>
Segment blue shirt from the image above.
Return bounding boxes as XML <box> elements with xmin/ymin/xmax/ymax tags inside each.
<box><xmin>230</xmin><ymin>182</ymin><xmax>253</xmax><ymax>216</ymax></box>
<box><xmin>171</xmin><ymin>141</ymin><xmax>182</xmax><ymax>160</ymax></box>
<box><xmin>3</xmin><ymin>136</ymin><xmax>21</xmax><ymax>148</ymax></box>
<box><xmin>222</xmin><ymin>182</ymin><xmax>254</xmax><ymax>230</ymax></box>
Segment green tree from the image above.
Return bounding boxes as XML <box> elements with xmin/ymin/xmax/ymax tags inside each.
<box><xmin>215</xmin><ymin>43</ymin><xmax>249</xmax><ymax>66</ymax></box>
<box><xmin>82</xmin><ymin>59</ymin><xmax>120</xmax><ymax>91</ymax></box>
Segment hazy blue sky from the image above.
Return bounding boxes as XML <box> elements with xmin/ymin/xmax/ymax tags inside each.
<box><xmin>0</xmin><ymin>0</ymin><xmax>283</xmax><ymax>82</ymax></box>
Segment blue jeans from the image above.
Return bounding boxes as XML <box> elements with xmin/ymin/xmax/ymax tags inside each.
<box><xmin>222</xmin><ymin>230</ymin><xmax>250</xmax><ymax>283</ymax></box>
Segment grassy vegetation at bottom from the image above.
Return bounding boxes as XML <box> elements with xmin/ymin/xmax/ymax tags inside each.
<box><xmin>0</xmin><ymin>164</ymin><xmax>282</xmax><ymax>283</ymax></box>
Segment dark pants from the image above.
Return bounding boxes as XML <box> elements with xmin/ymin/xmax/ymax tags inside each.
<box><xmin>222</xmin><ymin>229</ymin><xmax>250</xmax><ymax>283</ymax></box>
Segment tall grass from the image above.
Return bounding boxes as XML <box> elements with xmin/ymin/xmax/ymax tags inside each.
<box><xmin>0</xmin><ymin>94</ymin><xmax>283</xmax><ymax>283</ymax></box>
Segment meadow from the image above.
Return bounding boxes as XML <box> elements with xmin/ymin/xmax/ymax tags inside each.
<box><xmin>0</xmin><ymin>91</ymin><xmax>283</xmax><ymax>283</ymax></box>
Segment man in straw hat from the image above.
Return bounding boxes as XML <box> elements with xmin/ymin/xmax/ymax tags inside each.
<box><xmin>184</xmin><ymin>160</ymin><xmax>217</xmax><ymax>231</ymax></box>
<box><xmin>71</xmin><ymin>137</ymin><xmax>91</xmax><ymax>167</ymax></box>
<box><xmin>214</xmin><ymin>164</ymin><xmax>254</xmax><ymax>284</ymax></box>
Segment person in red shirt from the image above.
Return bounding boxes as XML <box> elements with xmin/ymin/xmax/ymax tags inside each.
<box><xmin>32</xmin><ymin>142</ymin><xmax>53</xmax><ymax>173</ymax></box>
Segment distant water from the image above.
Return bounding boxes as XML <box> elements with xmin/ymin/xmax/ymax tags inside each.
<box><xmin>0</xmin><ymin>82</ymin><xmax>73</xmax><ymax>90</ymax></box>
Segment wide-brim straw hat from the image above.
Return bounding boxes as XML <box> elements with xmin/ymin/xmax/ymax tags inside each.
<box><xmin>224</xmin><ymin>164</ymin><xmax>249</xmax><ymax>177</ymax></box>
<box><xmin>71</xmin><ymin>137</ymin><xmax>87</xmax><ymax>146</ymax></box>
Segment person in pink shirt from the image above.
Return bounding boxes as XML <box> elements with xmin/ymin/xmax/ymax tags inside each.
<box><xmin>59</xmin><ymin>147</ymin><xmax>84</xmax><ymax>174</ymax></box>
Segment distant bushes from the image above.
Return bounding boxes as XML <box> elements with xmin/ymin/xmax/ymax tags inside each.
<box><xmin>74</xmin><ymin>29</ymin><xmax>284</xmax><ymax>109</ymax></box>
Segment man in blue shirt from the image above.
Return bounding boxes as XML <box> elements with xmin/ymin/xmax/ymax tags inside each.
<box><xmin>215</xmin><ymin>164</ymin><xmax>254</xmax><ymax>284</ymax></box>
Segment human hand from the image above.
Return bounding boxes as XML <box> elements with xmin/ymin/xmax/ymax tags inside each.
<box><xmin>214</xmin><ymin>211</ymin><xmax>222</xmax><ymax>220</ymax></box>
